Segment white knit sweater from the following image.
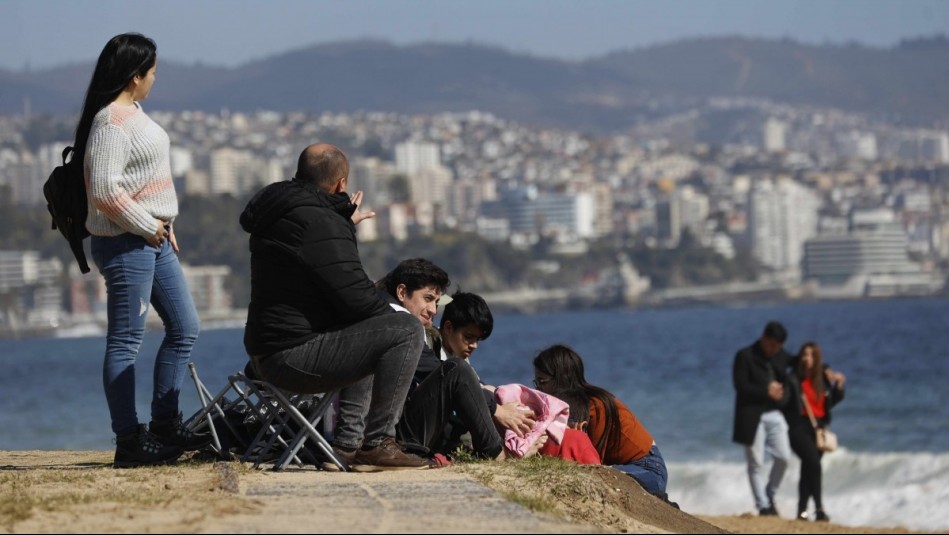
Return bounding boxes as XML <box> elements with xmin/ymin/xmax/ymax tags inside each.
<box><xmin>84</xmin><ymin>102</ymin><xmax>178</xmax><ymax>238</ymax></box>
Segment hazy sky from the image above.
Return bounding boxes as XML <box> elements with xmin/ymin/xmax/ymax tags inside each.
<box><xmin>1</xmin><ymin>0</ymin><xmax>947</xmax><ymax>71</ymax></box>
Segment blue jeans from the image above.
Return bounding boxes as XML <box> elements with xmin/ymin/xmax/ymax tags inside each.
<box><xmin>91</xmin><ymin>233</ymin><xmax>200</xmax><ymax>436</ymax></box>
<box><xmin>614</xmin><ymin>444</ymin><xmax>668</xmax><ymax>495</ymax></box>
<box><xmin>252</xmin><ymin>312</ymin><xmax>422</xmax><ymax>448</ymax></box>
<box><xmin>744</xmin><ymin>409</ymin><xmax>792</xmax><ymax>510</ymax></box>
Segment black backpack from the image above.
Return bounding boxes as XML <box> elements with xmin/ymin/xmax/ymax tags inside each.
<box><xmin>43</xmin><ymin>146</ymin><xmax>91</xmax><ymax>274</ymax></box>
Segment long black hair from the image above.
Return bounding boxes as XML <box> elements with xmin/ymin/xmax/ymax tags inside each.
<box><xmin>74</xmin><ymin>33</ymin><xmax>157</xmax><ymax>166</ymax></box>
<box><xmin>532</xmin><ymin>344</ymin><xmax>620</xmax><ymax>460</ymax></box>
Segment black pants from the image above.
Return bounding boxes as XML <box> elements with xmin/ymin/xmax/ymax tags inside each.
<box><xmin>789</xmin><ymin>422</ymin><xmax>824</xmax><ymax>513</ymax></box>
<box><xmin>396</xmin><ymin>358</ymin><xmax>503</xmax><ymax>459</ymax></box>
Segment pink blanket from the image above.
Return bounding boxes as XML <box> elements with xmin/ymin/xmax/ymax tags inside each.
<box><xmin>494</xmin><ymin>384</ymin><xmax>570</xmax><ymax>458</ymax></box>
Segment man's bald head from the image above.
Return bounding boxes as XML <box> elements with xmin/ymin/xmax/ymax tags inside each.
<box><xmin>296</xmin><ymin>144</ymin><xmax>349</xmax><ymax>192</ymax></box>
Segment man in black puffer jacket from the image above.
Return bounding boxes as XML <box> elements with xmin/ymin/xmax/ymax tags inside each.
<box><xmin>240</xmin><ymin>143</ymin><xmax>430</xmax><ymax>472</ymax></box>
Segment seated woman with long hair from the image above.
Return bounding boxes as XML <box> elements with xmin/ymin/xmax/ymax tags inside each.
<box><xmin>532</xmin><ymin>344</ymin><xmax>668</xmax><ymax>496</ymax></box>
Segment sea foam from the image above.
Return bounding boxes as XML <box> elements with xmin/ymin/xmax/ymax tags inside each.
<box><xmin>668</xmin><ymin>449</ymin><xmax>949</xmax><ymax>532</ymax></box>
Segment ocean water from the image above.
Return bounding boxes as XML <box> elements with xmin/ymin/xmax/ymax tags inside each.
<box><xmin>2</xmin><ymin>297</ymin><xmax>947</xmax><ymax>531</ymax></box>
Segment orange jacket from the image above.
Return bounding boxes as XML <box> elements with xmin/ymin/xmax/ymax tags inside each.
<box><xmin>588</xmin><ymin>396</ymin><xmax>654</xmax><ymax>465</ymax></box>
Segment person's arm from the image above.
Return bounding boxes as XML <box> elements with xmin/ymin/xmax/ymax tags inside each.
<box><xmin>412</xmin><ymin>340</ymin><xmax>443</xmax><ymax>385</ymax></box>
<box><xmin>733</xmin><ymin>350</ymin><xmax>770</xmax><ymax>401</ymax></box>
<box><xmin>348</xmin><ymin>191</ymin><xmax>375</xmax><ymax>225</ymax></box>
<box><xmin>493</xmin><ymin>401</ymin><xmax>536</xmax><ymax>438</ymax></box>
<box><xmin>86</xmin><ymin>124</ymin><xmax>165</xmax><ymax>240</ymax></box>
<box><xmin>827</xmin><ymin>370</ymin><xmax>846</xmax><ymax>407</ymax></box>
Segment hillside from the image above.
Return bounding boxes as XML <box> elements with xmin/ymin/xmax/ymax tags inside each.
<box><xmin>2</xmin><ymin>36</ymin><xmax>947</xmax><ymax>130</ymax></box>
<box><xmin>0</xmin><ymin>450</ymin><xmax>922</xmax><ymax>534</ymax></box>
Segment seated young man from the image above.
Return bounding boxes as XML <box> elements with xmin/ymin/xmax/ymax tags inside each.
<box><xmin>437</xmin><ymin>292</ymin><xmax>598</xmax><ymax>465</ymax></box>
<box><xmin>390</xmin><ymin>281</ymin><xmax>537</xmax><ymax>460</ymax></box>
<box><xmin>389</xmin><ymin>261</ymin><xmax>540</xmax><ymax>457</ymax></box>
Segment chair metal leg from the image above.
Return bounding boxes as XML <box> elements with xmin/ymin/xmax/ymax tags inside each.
<box><xmin>184</xmin><ymin>365</ymin><xmax>347</xmax><ymax>472</ymax></box>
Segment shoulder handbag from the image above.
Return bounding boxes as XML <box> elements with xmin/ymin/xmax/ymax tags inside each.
<box><xmin>802</xmin><ymin>392</ymin><xmax>838</xmax><ymax>452</ymax></box>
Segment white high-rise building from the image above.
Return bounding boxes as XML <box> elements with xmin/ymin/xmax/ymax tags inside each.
<box><xmin>409</xmin><ymin>166</ymin><xmax>452</xmax><ymax>206</ymax></box>
<box><xmin>763</xmin><ymin>118</ymin><xmax>787</xmax><ymax>153</ymax></box>
<box><xmin>749</xmin><ymin>177</ymin><xmax>819</xmax><ymax>271</ymax></box>
<box><xmin>395</xmin><ymin>141</ymin><xmax>441</xmax><ymax>175</ymax></box>
<box><xmin>209</xmin><ymin>148</ymin><xmax>249</xmax><ymax>195</ymax></box>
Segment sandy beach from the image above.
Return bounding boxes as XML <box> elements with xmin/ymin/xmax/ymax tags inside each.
<box><xmin>0</xmin><ymin>451</ymin><xmax>931</xmax><ymax>534</ymax></box>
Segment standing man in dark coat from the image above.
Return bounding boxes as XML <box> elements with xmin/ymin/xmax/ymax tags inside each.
<box><xmin>240</xmin><ymin>143</ymin><xmax>430</xmax><ymax>471</ymax></box>
<box><xmin>732</xmin><ymin>321</ymin><xmax>792</xmax><ymax>517</ymax></box>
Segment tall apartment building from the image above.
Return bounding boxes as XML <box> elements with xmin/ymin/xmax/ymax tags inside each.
<box><xmin>395</xmin><ymin>141</ymin><xmax>441</xmax><ymax>174</ymax></box>
<box><xmin>655</xmin><ymin>194</ymin><xmax>681</xmax><ymax>246</ymax></box>
<box><xmin>656</xmin><ymin>185</ymin><xmax>709</xmax><ymax>247</ymax></box>
<box><xmin>762</xmin><ymin>118</ymin><xmax>787</xmax><ymax>153</ymax></box>
<box><xmin>409</xmin><ymin>166</ymin><xmax>452</xmax><ymax>206</ymax></box>
<box><xmin>748</xmin><ymin>177</ymin><xmax>819</xmax><ymax>272</ymax></box>
<box><xmin>394</xmin><ymin>141</ymin><xmax>454</xmax><ymax>207</ymax></box>
<box><xmin>209</xmin><ymin>147</ymin><xmax>256</xmax><ymax>195</ymax></box>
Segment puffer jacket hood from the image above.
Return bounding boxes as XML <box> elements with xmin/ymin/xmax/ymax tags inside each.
<box><xmin>240</xmin><ymin>178</ymin><xmax>355</xmax><ymax>234</ymax></box>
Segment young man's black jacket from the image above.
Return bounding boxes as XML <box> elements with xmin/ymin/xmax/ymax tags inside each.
<box><xmin>240</xmin><ymin>179</ymin><xmax>391</xmax><ymax>357</ymax></box>
<box><xmin>732</xmin><ymin>341</ymin><xmax>792</xmax><ymax>446</ymax></box>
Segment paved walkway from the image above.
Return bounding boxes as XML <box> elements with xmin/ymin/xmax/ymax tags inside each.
<box><xmin>211</xmin><ymin>466</ymin><xmax>602</xmax><ymax>534</ymax></box>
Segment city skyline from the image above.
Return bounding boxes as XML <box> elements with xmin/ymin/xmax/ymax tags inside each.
<box><xmin>1</xmin><ymin>0</ymin><xmax>948</xmax><ymax>71</ymax></box>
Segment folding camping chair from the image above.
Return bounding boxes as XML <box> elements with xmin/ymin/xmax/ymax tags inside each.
<box><xmin>185</xmin><ymin>362</ymin><xmax>346</xmax><ymax>471</ymax></box>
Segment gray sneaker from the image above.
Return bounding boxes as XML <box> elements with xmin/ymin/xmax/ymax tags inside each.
<box><xmin>351</xmin><ymin>437</ymin><xmax>431</xmax><ymax>472</ymax></box>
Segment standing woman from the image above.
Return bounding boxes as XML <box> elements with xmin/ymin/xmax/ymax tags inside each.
<box><xmin>533</xmin><ymin>344</ymin><xmax>669</xmax><ymax>496</ymax></box>
<box><xmin>76</xmin><ymin>33</ymin><xmax>207</xmax><ymax>468</ymax></box>
<box><xmin>785</xmin><ymin>342</ymin><xmax>846</xmax><ymax>522</ymax></box>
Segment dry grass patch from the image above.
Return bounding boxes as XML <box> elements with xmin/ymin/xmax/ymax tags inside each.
<box><xmin>0</xmin><ymin>455</ymin><xmax>257</xmax><ymax>532</ymax></box>
<box><xmin>458</xmin><ymin>455</ymin><xmax>727</xmax><ymax>534</ymax></box>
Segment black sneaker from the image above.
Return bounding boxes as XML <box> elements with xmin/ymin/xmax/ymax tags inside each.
<box><xmin>814</xmin><ymin>509</ymin><xmax>831</xmax><ymax>522</ymax></box>
<box><xmin>114</xmin><ymin>424</ymin><xmax>182</xmax><ymax>468</ymax></box>
<box><xmin>150</xmin><ymin>412</ymin><xmax>213</xmax><ymax>451</ymax></box>
<box><xmin>759</xmin><ymin>505</ymin><xmax>779</xmax><ymax>517</ymax></box>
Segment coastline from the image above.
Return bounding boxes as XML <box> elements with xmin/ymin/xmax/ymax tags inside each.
<box><xmin>0</xmin><ymin>451</ymin><xmax>932</xmax><ymax>534</ymax></box>
<box><xmin>4</xmin><ymin>293</ymin><xmax>949</xmax><ymax>341</ymax></box>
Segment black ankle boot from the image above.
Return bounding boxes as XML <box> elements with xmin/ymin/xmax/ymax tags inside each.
<box><xmin>114</xmin><ymin>424</ymin><xmax>182</xmax><ymax>468</ymax></box>
<box><xmin>149</xmin><ymin>412</ymin><xmax>213</xmax><ymax>451</ymax></box>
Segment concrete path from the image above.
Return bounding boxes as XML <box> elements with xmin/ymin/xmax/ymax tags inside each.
<box><xmin>211</xmin><ymin>466</ymin><xmax>603</xmax><ymax>534</ymax></box>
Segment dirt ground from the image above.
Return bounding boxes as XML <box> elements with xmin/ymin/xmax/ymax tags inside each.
<box><xmin>0</xmin><ymin>451</ymin><xmax>932</xmax><ymax>534</ymax></box>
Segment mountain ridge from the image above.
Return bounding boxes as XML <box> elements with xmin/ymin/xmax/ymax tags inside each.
<box><xmin>2</xmin><ymin>35</ymin><xmax>947</xmax><ymax>131</ymax></box>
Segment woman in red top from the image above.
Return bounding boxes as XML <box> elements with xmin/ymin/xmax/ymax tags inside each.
<box><xmin>532</xmin><ymin>344</ymin><xmax>668</xmax><ymax>496</ymax></box>
<box><xmin>786</xmin><ymin>342</ymin><xmax>846</xmax><ymax>522</ymax></box>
